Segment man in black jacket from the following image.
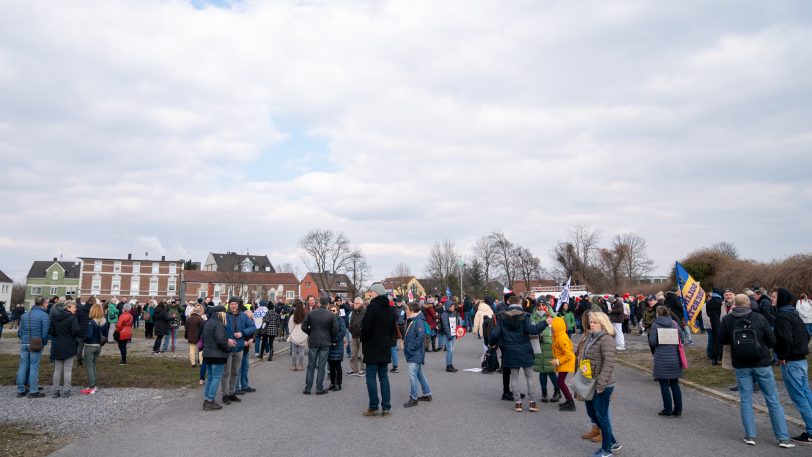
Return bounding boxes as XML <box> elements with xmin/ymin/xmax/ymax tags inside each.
<box><xmin>772</xmin><ymin>288</ymin><xmax>812</xmax><ymax>444</ymax></box>
<box><xmin>721</xmin><ymin>294</ymin><xmax>795</xmax><ymax>448</ymax></box>
<box><xmin>75</xmin><ymin>298</ymin><xmax>93</xmax><ymax>365</ymax></box>
<box><xmin>360</xmin><ymin>283</ymin><xmax>396</xmax><ymax>417</ymax></box>
<box><xmin>301</xmin><ymin>296</ymin><xmax>337</xmax><ymax>395</ymax></box>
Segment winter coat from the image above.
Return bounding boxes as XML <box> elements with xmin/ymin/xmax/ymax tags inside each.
<box><xmin>260</xmin><ymin>310</ymin><xmax>282</xmax><ymax>337</ymax></box>
<box><xmin>756</xmin><ymin>297</ymin><xmax>776</xmax><ymax>327</ymax></box>
<box><xmin>642</xmin><ymin>305</ymin><xmax>657</xmax><ymax>330</ymax></box>
<box><xmin>720</xmin><ymin>307</ymin><xmax>774</xmax><ymax>369</ymax></box>
<box><xmin>17</xmin><ymin>307</ymin><xmax>50</xmax><ymax>346</ymax></box>
<box><xmin>84</xmin><ymin>318</ymin><xmax>108</xmax><ymax>345</ymax></box>
<box><xmin>224</xmin><ymin>311</ymin><xmax>257</xmax><ymax>353</ymax></box>
<box><xmin>77</xmin><ymin>302</ymin><xmax>92</xmax><ymax>336</ymax></box>
<box><xmin>423</xmin><ymin>306</ymin><xmax>438</xmax><ymax>330</ymax></box>
<box><xmin>531</xmin><ymin>306</ymin><xmax>556</xmax><ymax>373</ymax></box>
<box><xmin>328</xmin><ymin>317</ymin><xmax>347</xmax><ymax>361</ymax></box>
<box><xmin>580</xmin><ymin>331</ymin><xmax>616</xmax><ymax>393</ymax></box>
<box><xmin>665</xmin><ymin>293</ymin><xmax>684</xmax><ymax>326</ymax></box>
<box><xmin>796</xmin><ymin>299</ymin><xmax>812</xmax><ymax>324</ymax></box>
<box><xmin>773</xmin><ymin>289</ymin><xmax>810</xmax><ymax>361</ymax></box>
<box><xmin>551</xmin><ymin>317</ymin><xmax>575</xmax><ymax>373</ymax></box>
<box><xmin>107</xmin><ymin>304</ymin><xmax>119</xmax><ymax>325</ymax></box>
<box><xmin>185</xmin><ymin>312</ymin><xmax>204</xmax><ymax>344</ymax></box>
<box><xmin>360</xmin><ymin>295</ymin><xmax>397</xmax><ymax>364</ymax></box>
<box><xmin>153</xmin><ymin>307</ymin><xmax>170</xmax><ymax>336</ymax></box>
<box><xmin>404</xmin><ymin>313</ymin><xmax>427</xmax><ymax>364</ymax></box>
<box><xmin>349</xmin><ymin>306</ymin><xmax>366</xmax><ymax>336</ymax></box>
<box><xmin>472</xmin><ymin>302</ymin><xmax>494</xmax><ymax>337</ymax></box>
<box><xmin>489</xmin><ymin>306</ymin><xmax>548</xmax><ymax>369</ymax></box>
<box><xmin>302</xmin><ymin>307</ymin><xmax>338</xmax><ymax>349</ymax></box>
<box><xmin>648</xmin><ymin>316</ymin><xmax>683</xmax><ymax>380</ymax></box>
<box><xmin>440</xmin><ymin>305</ymin><xmax>459</xmax><ymax>338</ymax></box>
<box><xmin>202</xmin><ymin>318</ymin><xmax>230</xmax><ymax>363</ymax></box>
<box><xmin>49</xmin><ymin>309</ymin><xmax>80</xmax><ymax>360</ymax></box>
<box><xmin>166</xmin><ymin>306</ymin><xmax>182</xmax><ymax>328</ymax></box>
<box><xmin>609</xmin><ymin>299</ymin><xmax>625</xmax><ymax>324</ymax></box>
<box><xmin>561</xmin><ymin>311</ymin><xmax>576</xmax><ymax>333</ymax></box>
<box><xmin>115</xmin><ymin>312</ymin><xmax>133</xmax><ymax>341</ymax></box>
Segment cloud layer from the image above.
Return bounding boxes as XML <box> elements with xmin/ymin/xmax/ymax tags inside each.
<box><xmin>1</xmin><ymin>0</ymin><xmax>810</xmax><ymax>283</ymax></box>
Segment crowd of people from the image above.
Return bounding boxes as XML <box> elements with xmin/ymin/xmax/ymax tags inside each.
<box><xmin>4</xmin><ymin>282</ymin><xmax>811</xmax><ymax>455</ymax></box>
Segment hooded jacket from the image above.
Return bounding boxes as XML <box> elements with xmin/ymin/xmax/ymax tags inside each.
<box><xmin>773</xmin><ymin>288</ymin><xmax>810</xmax><ymax>362</ymax></box>
<box><xmin>423</xmin><ymin>305</ymin><xmax>438</xmax><ymax>330</ymax></box>
<box><xmin>472</xmin><ymin>301</ymin><xmax>494</xmax><ymax>337</ymax></box>
<box><xmin>404</xmin><ymin>312</ymin><xmax>427</xmax><ymax>364</ymax></box>
<box><xmin>531</xmin><ymin>305</ymin><xmax>556</xmax><ymax>373</ymax></box>
<box><xmin>49</xmin><ymin>308</ymin><xmax>80</xmax><ymax>360</ymax></box>
<box><xmin>649</xmin><ymin>316</ymin><xmax>683</xmax><ymax>380</ymax></box>
<box><xmin>115</xmin><ymin>312</ymin><xmax>133</xmax><ymax>341</ymax></box>
<box><xmin>720</xmin><ymin>306</ymin><xmax>774</xmax><ymax>369</ymax></box>
<box><xmin>550</xmin><ymin>317</ymin><xmax>575</xmax><ymax>373</ymax></box>
<box><xmin>440</xmin><ymin>303</ymin><xmax>459</xmax><ymax>338</ymax></box>
<box><xmin>361</xmin><ymin>294</ymin><xmax>397</xmax><ymax>364</ymax></box>
<box><xmin>489</xmin><ymin>305</ymin><xmax>548</xmax><ymax>369</ymax></box>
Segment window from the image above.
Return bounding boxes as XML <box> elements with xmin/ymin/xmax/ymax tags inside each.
<box><xmin>65</xmin><ymin>286</ymin><xmax>77</xmax><ymax>296</ymax></box>
<box><xmin>50</xmin><ymin>286</ymin><xmax>59</xmax><ymax>295</ymax></box>
<box><xmin>94</xmin><ymin>260</ymin><xmax>102</xmax><ymax>272</ymax></box>
<box><xmin>169</xmin><ymin>263</ymin><xmax>177</xmax><ymax>275</ymax></box>
<box><xmin>152</xmin><ymin>262</ymin><xmax>159</xmax><ymax>274</ymax></box>
<box><xmin>51</xmin><ymin>271</ymin><xmax>59</xmax><ymax>281</ymax></box>
<box><xmin>91</xmin><ymin>275</ymin><xmax>101</xmax><ymax>295</ymax></box>
<box><xmin>130</xmin><ymin>276</ymin><xmax>140</xmax><ymax>296</ymax></box>
<box><xmin>111</xmin><ymin>275</ymin><xmax>121</xmax><ymax>295</ymax></box>
<box><xmin>214</xmin><ymin>285</ymin><xmax>222</xmax><ymax>300</ymax></box>
<box><xmin>167</xmin><ymin>277</ymin><xmax>176</xmax><ymax>294</ymax></box>
<box><xmin>31</xmin><ymin>286</ymin><xmax>42</xmax><ymax>295</ymax></box>
<box><xmin>149</xmin><ymin>276</ymin><xmax>159</xmax><ymax>295</ymax></box>
<box><xmin>113</xmin><ymin>261</ymin><xmax>121</xmax><ymax>273</ymax></box>
<box><xmin>286</xmin><ymin>290</ymin><xmax>295</xmax><ymax>300</ymax></box>
<box><xmin>198</xmin><ymin>291</ymin><xmax>207</xmax><ymax>299</ymax></box>
<box><xmin>132</xmin><ymin>262</ymin><xmax>140</xmax><ymax>274</ymax></box>
<box><xmin>338</xmin><ymin>281</ymin><xmax>347</xmax><ymax>287</ymax></box>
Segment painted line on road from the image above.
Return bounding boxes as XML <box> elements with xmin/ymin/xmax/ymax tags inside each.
<box><xmin>616</xmin><ymin>358</ymin><xmax>805</xmax><ymax>428</ymax></box>
<box><xmin>248</xmin><ymin>346</ymin><xmax>291</xmax><ymax>366</ymax></box>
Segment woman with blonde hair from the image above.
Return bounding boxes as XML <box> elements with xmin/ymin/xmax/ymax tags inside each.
<box><xmin>81</xmin><ymin>303</ymin><xmax>108</xmax><ymax>395</ymax></box>
<box><xmin>580</xmin><ymin>311</ymin><xmax>620</xmax><ymax>457</ymax></box>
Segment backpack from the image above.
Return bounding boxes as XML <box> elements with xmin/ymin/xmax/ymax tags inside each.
<box><xmin>481</xmin><ymin>346</ymin><xmax>500</xmax><ymax>372</ymax></box>
<box><xmin>731</xmin><ymin>318</ymin><xmax>764</xmax><ymax>361</ymax></box>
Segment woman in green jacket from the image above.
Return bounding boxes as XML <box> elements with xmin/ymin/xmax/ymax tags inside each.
<box><xmin>531</xmin><ymin>297</ymin><xmax>560</xmax><ymax>402</ymax></box>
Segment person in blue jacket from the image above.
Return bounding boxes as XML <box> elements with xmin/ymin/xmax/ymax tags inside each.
<box><xmin>220</xmin><ymin>297</ymin><xmax>256</xmax><ymax>405</ymax></box>
<box><xmin>327</xmin><ymin>303</ymin><xmax>347</xmax><ymax>391</ymax></box>
<box><xmin>16</xmin><ymin>296</ymin><xmax>50</xmax><ymax>397</ymax></box>
<box><xmin>404</xmin><ymin>302</ymin><xmax>432</xmax><ymax>407</ymax></box>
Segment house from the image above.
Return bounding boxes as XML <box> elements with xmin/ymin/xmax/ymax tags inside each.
<box><xmin>300</xmin><ymin>272</ymin><xmax>353</xmax><ymax>300</ymax></box>
<box><xmin>0</xmin><ymin>270</ymin><xmax>13</xmax><ymax>305</ymax></box>
<box><xmin>78</xmin><ymin>254</ymin><xmax>183</xmax><ymax>302</ymax></box>
<box><xmin>24</xmin><ymin>258</ymin><xmax>82</xmax><ymax>307</ymax></box>
<box><xmin>381</xmin><ymin>276</ymin><xmax>425</xmax><ymax>299</ymax></box>
<box><xmin>182</xmin><ymin>270</ymin><xmax>299</xmax><ymax>304</ymax></box>
<box><xmin>202</xmin><ymin>252</ymin><xmax>275</xmax><ymax>273</ymax></box>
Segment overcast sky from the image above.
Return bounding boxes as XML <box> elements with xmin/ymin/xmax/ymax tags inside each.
<box><xmin>1</xmin><ymin>0</ymin><xmax>810</xmax><ymax>284</ymax></box>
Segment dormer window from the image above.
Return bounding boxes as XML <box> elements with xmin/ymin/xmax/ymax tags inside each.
<box><xmin>51</xmin><ymin>271</ymin><xmax>58</xmax><ymax>281</ymax></box>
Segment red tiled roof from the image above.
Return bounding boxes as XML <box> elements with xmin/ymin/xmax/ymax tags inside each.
<box><xmin>182</xmin><ymin>270</ymin><xmax>298</xmax><ymax>284</ymax></box>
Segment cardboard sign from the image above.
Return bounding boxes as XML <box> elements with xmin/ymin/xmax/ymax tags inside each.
<box><xmin>339</xmin><ymin>309</ymin><xmax>346</xmax><ymax>317</ymax></box>
<box><xmin>657</xmin><ymin>328</ymin><xmax>680</xmax><ymax>345</ymax></box>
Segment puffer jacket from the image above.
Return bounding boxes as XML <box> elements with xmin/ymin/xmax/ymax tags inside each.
<box><xmin>328</xmin><ymin>317</ymin><xmax>347</xmax><ymax>361</ymax></box>
<box><xmin>17</xmin><ymin>307</ymin><xmax>50</xmax><ymax>346</ymax></box>
<box><xmin>201</xmin><ymin>317</ymin><xmax>230</xmax><ymax>363</ymax></box>
<box><xmin>49</xmin><ymin>308</ymin><xmax>80</xmax><ymax>360</ymax></box>
<box><xmin>551</xmin><ymin>317</ymin><xmax>575</xmax><ymax>373</ymax></box>
<box><xmin>404</xmin><ymin>313</ymin><xmax>427</xmax><ymax>364</ymax></box>
<box><xmin>580</xmin><ymin>331</ymin><xmax>616</xmax><ymax>393</ymax></box>
<box><xmin>115</xmin><ymin>312</ymin><xmax>133</xmax><ymax>341</ymax></box>
<box><xmin>531</xmin><ymin>306</ymin><xmax>556</xmax><ymax>373</ymax></box>
<box><xmin>649</xmin><ymin>316</ymin><xmax>683</xmax><ymax>380</ymax></box>
<box><xmin>609</xmin><ymin>299</ymin><xmax>625</xmax><ymax>324</ymax></box>
<box><xmin>472</xmin><ymin>302</ymin><xmax>494</xmax><ymax>337</ymax></box>
<box><xmin>489</xmin><ymin>306</ymin><xmax>548</xmax><ymax>369</ymax></box>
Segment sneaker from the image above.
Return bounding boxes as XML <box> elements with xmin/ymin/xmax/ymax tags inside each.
<box><xmin>63</xmin><ymin>390</ymin><xmax>71</xmax><ymax>398</ymax></box>
<box><xmin>302</xmin><ymin>390</ymin><xmax>311</xmax><ymax>395</ymax></box>
<box><xmin>778</xmin><ymin>440</ymin><xmax>796</xmax><ymax>449</ymax></box>
<box><xmin>222</xmin><ymin>395</ymin><xmax>232</xmax><ymax>404</ymax></box>
<box><xmin>16</xmin><ymin>391</ymin><xmax>28</xmax><ymax>398</ymax></box>
<box><xmin>242</xmin><ymin>387</ymin><xmax>256</xmax><ymax>393</ymax></box>
<box><xmin>404</xmin><ymin>398</ymin><xmax>419</xmax><ymax>408</ymax></box>
<box><xmin>362</xmin><ymin>408</ymin><xmax>379</xmax><ymax>417</ymax></box>
<box><xmin>540</xmin><ymin>395</ymin><xmax>549</xmax><ymax>403</ymax></box>
<box><xmin>514</xmin><ymin>402</ymin><xmax>523</xmax><ymax>412</ymax></box>
<box><xmin>381</xmin><ymin>410</ymin><xmax>390</xmax><ymax>417</ymax></box>
<box><xmin>592</xmin><ymin>449</ymin><xmax>612</xmax><ymax>457</ymax></box>
<box><xmin>390</xmin><ymin>366</ymin><xmax>399</xmax><ymax>373</ymax></box>
<box><xmin>417</xmin><ymin>395</ymin><xmax>432</xmax><ymax>401</ymax></box>
<box><xmin>51</xmin><ymin>390</ymin><xmax>60</xmax><ymax>398</ymax></box>
<box><xmin>528</xmin><ymin>402</ymin><xmax>538</xmax><ymax>412</ymax></box>
<box><xmin>743</xmin><ymin>437</ymin><xmax>756</xmax><ymax>446</ymax></box>
<box><xmin>658</xmin><ymin>410</ymin><xmax>673</xmax><ymax>416</ymax></box>
<box><xmin>791</xmin><ymin>432</ymin><xmax>812</xmax><ymax>444</ymax></box>
<box><xmin>610</xmin><ymin>442</ymin><xmax>621</xmax><ymax>451</ymax></box>
<box><xmin>315</xmin><ymin>390</ymin><xmax>329</xmax><ymax>395</ymax></box>
<box><xmin>229</xmin><ymin>394</ymin><xmax>241</xmax><ymax>402</ymax></box>
<box><xmin>358</xmin><ymin>370</ymin><xmax>366</xmax><ymax>376</ymax></box>
<box><xmin>346</xmin><ymin>371</ymin><xmax>357</xmax><ymax>376</ymax></box>
<box><xmin>199</xmin><ymin>380</ymin><xmax>205</xmax><ymax>385</ymax></box>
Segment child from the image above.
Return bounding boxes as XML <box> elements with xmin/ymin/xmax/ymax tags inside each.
<box><xmin>403</xmin><ymin>302</ymin><xmax>432</xmax><ymax>407</ymax></box>
<box><xmin>550</xmin><ymin>316</ymin><xmax>576</xmax><ymax>411</ymax></box>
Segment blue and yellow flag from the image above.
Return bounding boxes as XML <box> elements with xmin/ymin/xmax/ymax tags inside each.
<box><xmin>675</xmin><ymin>261</ymin><xmax>707</xmax><ymax>334</ymax></box>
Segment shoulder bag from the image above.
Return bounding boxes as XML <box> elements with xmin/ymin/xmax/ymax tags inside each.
<box><xmin>28</xmin><ymin>310</ymin><xmax>43</xmax><ymax>352</ymax></box>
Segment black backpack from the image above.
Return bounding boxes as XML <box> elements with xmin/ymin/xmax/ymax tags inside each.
<box><xmin>482</xmin><ymin>346</ymin><xmax>500</xmax><ymax>373</ymax></box>
<box><xmin>731</xmin><ymin>318</ymin><xmax>764</xmax><ymax>361</ymax></box>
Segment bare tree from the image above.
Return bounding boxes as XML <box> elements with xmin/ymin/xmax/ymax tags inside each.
<box><xmin>346</xmin><ymin>252</ymin><xmax>371</xmax><ymax>297</ymax></box>
<box><xmin>597</xmin><ymin>244</ymin><xmax>628</xmax><ymax>292</ymax></box>
<box><xmin>299</xmin><ymin>228</ymin><xmax>361</xmax><ymax>295</ymax></box>
<box><xmin>490</xmin><ymin>231</ymin><xmax>517</xmax><ymax>288</ymax></box>
<box><xmin>424</xmin><ymin>240</ymin><xmax>460</xmax><ymax>292</ymax></box>
<box><xmin>473</xmin><ymin>235</ymin><xmax>499</xmax><ymax>285</ymax></box>
<box><xmin>514</xmin><ymin>245</ymin><xmax>541</xmax><ymax>292</ymax></box>
<box><xmin>389</xmin><ymin>263</ymin><xmax>413</xmax><ymax>298</ymax></box>
<box><xmin>614</xmin><ymin>232</ymin><xmax>655</xmax><ymax>282</ymax></box>
<box><xmin>569</xmin><ymin>224</ymin><xmax>601</xmax><ymax>268</ymax></box>
<box><xmin>551</xmin><ymin>241</ymin><xmax>584</xmax><ymax>283</ymax></box>
<box><xmin>709</xmin><ymin>241</ymin><xmax>739</xmax><ymax>259</ymax></box>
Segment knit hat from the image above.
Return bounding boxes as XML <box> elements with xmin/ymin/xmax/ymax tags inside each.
<box><xmin>368</xmin><ymin>283</ymin><xmax>387</xmax><ymax>296</ymax></box>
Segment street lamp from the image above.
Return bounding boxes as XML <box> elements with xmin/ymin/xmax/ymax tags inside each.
<box><xmin>458</xmin><ymin>259</ymin><xmax>465</xmax><ymax>300</ymax></box>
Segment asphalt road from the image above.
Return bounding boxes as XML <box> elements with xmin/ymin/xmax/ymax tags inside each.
<box><xmin>53</xmin><ymin>334</ymin><xmax>808</xmax><ymax>457</ymax></box>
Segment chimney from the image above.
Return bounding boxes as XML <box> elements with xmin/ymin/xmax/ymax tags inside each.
<box><xmin>161</xmin><ymin>255</ymin><xmax>165</xmax><ymax>261</ymax></box>
<box><xmin>127</xmin><ymin>253</ymin><xmax>132</xmax><ymax>260</ymax></box>
<box><xmin>53</xmin><ymin>257</ymin><xmax>58</xmax><ymax>262</ymax></box>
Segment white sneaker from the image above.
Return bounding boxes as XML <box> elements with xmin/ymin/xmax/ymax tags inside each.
<box><xmin>743</xmin><ymin>437</ymin><xmax>756</xmax><ymax>446</ymax></box>
<box><xmin>778</xmin><ymin>440</ymin><xmax>796</xmax><ymax>449</ymax></box>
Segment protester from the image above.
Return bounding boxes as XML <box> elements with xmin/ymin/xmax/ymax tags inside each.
<box><xmin>532</xmin><ymin>298</ymin><xmax>560</xmax><ymax>403</ymax></box>
<box><xmin>347</xmin><ymin>297</ymin><xmax>366</xmax><ymax>376</ymax></box>
<box><xmin>440</xmin><ymin>299</ymin><xmax>459</xmax><ymax>372</ymax></box>
<box><xmin>403</xmin><ymin>301</ymin><xmax>432</xmax><ymax>407</ymax></box>
<box><xmin>361</xmin><ymin>283</ymin><xmax>397</xmax><ymax>417</ymax></box>
<box><xmin>114</xmin><ymin>302</ymin><xmax>134</xmax><ymax>365</ymax></box>
<box><xmin>252</xmin><ymin>300</ymin><xmax>269</xmax><ymax>357</ymax></box>
<box><xmin>771</xmin><ymin>288</ymin><xmax>812</xmax><ymax>444</ymax></box>
<box><xmin>560</xmin><ymin>301</ymin><xmax>576</xmax><ymax>338</ymax></box>
<box><xmin>221</xmin><ymin>297</ymin><xmax>255</xmax><ymax>405</ymax></box>
<box><xmin>106</xmin><ymin>298</ymin><xmax>119</xmax><ymax>341</ymax></box>
<box><xmin>152</xmin><ymin>302</ymin><xmax>169</xmax><ymax>354</ymax></box>
<box><xmin>472</xmin><ymin>299</ymin><xmax>494</xmax><ymax>340</ymax></box>
<box><xmin>581</xmin><ymin>312</ymin><xmax>621</xmax><ymax>456</ymax></box>
<box><xmin>327</xmin><ymin>303</ymin><xmax>347</xmax><ymax>391</ymax></box>
<box><xmin>288</xmin><ymin>301</ymin><xmax>308</xmax><ymax>371</ymax></box>
<box><xmin>75</xmin><ymin>297</ymin><xmax>93</xmax><ymax>365</ymax></box>
<box><xmin>649</xmin><ymin>306</ymin><xmax>683</xmax><ymax>417</ymax></box>
<box><xmin>163</xmin><ymin>300</ymin><xmax>182</xmax><ymax>354</ymax></box>
<box><xmin>423</xmin><ymin>297</ymin><xmax>439</xmax><ymax>352</ymax></box>
<box><xmin>201</xmin><ymin>305</ymin><xmax>232</xmax><ymax>411</ymax></box>
<box><xmin>550</xmin><ymin>316</ymin><xmax>576</xmax><ymax>411</ymax></box>
<box><xmin>50</xmin><ymin>300</ymin><xmax>80</xmax><ymax>397</ymax></box>
<box><xmin>720</xmin><ymin>294</ymin><xmax>795</xmax><ymax>448</ymax></box>
<box><xmin>609</xmin><ymin>297</ymin><xmax>625</xmax><ymax>351</ymax></box>
<box><xmin>259</xmin><ymin>304</ymin><xmax>281</xmax><ymax>361</ymax></box>
<box><xmin>143</xmin><ymin>300</ymin><xmax>155</xmax><ymax>339</ymax></box>
<box><xmin>81</xmin><ymin>303</ymin><xmax>107</xmax><ymax>395</ymax></box>
<box><xmin>16</xmin><ymin>296</ymin><xmax>50</xmax><ymax>398</ymax></box>
<box><xmin>490</xmin><ymin>295</ymin><xmax>551</xmax><ymax>413</ymax></box>
<box><xmin>186</xmin><ymin>304</ymin><xmax>205</xmax><ymax>367</ymax></box>
<box><xmin>302</xmin><ymin>296</ymin><xmax>337</xmax><ymax>395</ymax></box>
<box><xmin>796</xmin><ymin>294</ymin><xmax>812</xmax><ymax>337</ymax></box>
<box><xmin>236</xmin><ymin>304</ymin><xmax>257</xmax><ymax>394</ymax></box>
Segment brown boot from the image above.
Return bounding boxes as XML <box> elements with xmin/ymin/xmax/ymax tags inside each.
<box><xmin>581</xmin><ymin>425</ymin><xmax>600</xmax><ymax>440</ymax></box>
<box><xmin>591</xmin><ymin>432</ymin><xmax>602</xmax><ymax>443</ymax></box>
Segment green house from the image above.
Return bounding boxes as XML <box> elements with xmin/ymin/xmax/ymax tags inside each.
<box><xmin>24</xmin><ymin>258</ymin><xmax>81</xmax><ymax>309</ymax></box>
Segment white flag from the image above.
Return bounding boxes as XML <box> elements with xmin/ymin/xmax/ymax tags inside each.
<box><xmin>556</xmin><ymin>277</ymin><xmax>571</xmax><ymax>313</ymax></box>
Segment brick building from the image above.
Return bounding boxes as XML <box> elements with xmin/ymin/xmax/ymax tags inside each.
<box><xmin>78</xmin><ymin>254</ymin><xmax>183</xmax><ymax>302</ymax></box>
<box><xmin>181</xmin><ymin>270</ymin><xmax>299</xmax><ymax>304</ymax></box>
<box><xmin>300</xmin><ymin>272</ymin><xmax>353</xmax><ymax>300</ymax></box>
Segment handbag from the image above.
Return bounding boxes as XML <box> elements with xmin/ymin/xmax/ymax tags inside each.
<box><xmin>27</xmin><ymin>309</ymin><xmax>43</xmax><ymax>352</ymax></box>
<box><xmin>196</xmin><ymin>334</ymin><xmax>204</xmax><ymax>351</ymax></box>
<box><xmin>570</xmin><ymin>368</ymin><xmax>597</xmax><ymax>401</ymax></box>
<box><xmin>678</xmin><ymin>339</ymin><xmax>689</xmax><ymax>369</ymax></box>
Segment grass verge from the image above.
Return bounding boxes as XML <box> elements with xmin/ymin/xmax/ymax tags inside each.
<box><xmin>0</xmin><ymin>422</ymin><xmax>71</xmax><ymax>457</ymax></box>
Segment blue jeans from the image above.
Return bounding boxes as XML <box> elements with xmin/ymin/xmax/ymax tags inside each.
<box><xmin>781</xmin><ymin>359</ymin><xmax>812</xmax><ymax>434</ymax></box>
<box><xmin>305</xmin><ymin>346</ymin><xmax>329</xmax><ymax>392</ymax></box>
<box><xmin>538</xmin><ymin>371</ymin><xmax>559</xmax><ymax>396</ymax></box>
<box><xmin>365</xmin><ymin>363</ymin><xmax>391</xmax><ymax>410</ymax></box>
<box><xmin>408</xmin><ymin>362</ymin><xmax>431</xmax><ymax>399</ymax></box>
<box><xmin>199</xmin><ymin>362</ymin><xmax>207</xmax><ymax>380</ymax></box>
<box><xmin>466</xmin><ymin>310</ymin><xmax>474</xmax><ymax>331</ymax></box>
<box><xmin>735</xmin><ymin>366</ymin><xmax>789</xmax><ymax>440</ymax></box>
<box><xmin>391</xmin><ymin>346</ymin><xmax>398</xmax><ymax>368</ymax></box>
<box><xmin>345</xmin><ymin>331</ymin><xmax>352</xmax><ymax>357</ymax></box>
<box><xmin>706</xmin><ymin>331</ymin><xmax>715</xmax><ymax>359</ymax></box>
<box><xmin>254</xmin><ymin>336</ymin><xmax>269</xmax><ymax>354</ymax></box>
<box><xmin>237</xmin><ymin>348</ymin><xmax>251</xmax><ymax>390</ymax></box>
<box><xmin>585</xmin><ymin>386</ymin><xmax>616</xmax><ymax>452</ymax></box>
<box><xmin>805</xmin><ymin>324</ymin><xmax>812</xmax><ymax>337</ymax></box>
<box><xmin>16</xmin><ymin>345</ymin><xmax>43</xmax><ymax>394</ymax></box>
<box><xmin>659</xmin><ymin>379</ymin><xmax>682</xmax><ymax>414</ymax></box>
<box><xmin>445</xmin><ymin>337</ymin><xmax>455</xmax><ymax>366</ymax></box>
<box><xmin>162</xmin><ymin>328</ymin><xmax>176</xmax><ymax>351</ymax></box>
<box><xmin>204</xmin><ymin>363</ymin><xmax>225</xmax><ymax>401</ymax></box>
<box><xmin>438</xmin><ymin>333</ymin><xmax>446</xmax><ymax>350</ymax></box>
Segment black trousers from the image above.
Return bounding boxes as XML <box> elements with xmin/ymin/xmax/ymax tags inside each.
<box><xmin>259</xmin><ymin>336</ymin><xmax>276</xmax><ymax>359</ymax></box>
<box><xmin>118</xmin><ymin>340</ymin><xmax>128</xmax><ymax>363</ymax></box>
<box><xmin>329</xmin><ymin>360</ymin><xmax>343</xmax><ymax>386</ymax></box>
<box><xmin>144</xmin><ymin>321</ymin><xmax>154</xmax><ymax>338</ymax></box>
<box><xmin>152</xmin><ymin>334</ymin><xmax>163</xmax><ymax>352</ymax></box>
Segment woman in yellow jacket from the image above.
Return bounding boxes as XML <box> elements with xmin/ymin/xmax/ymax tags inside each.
<box><xmin>550</xmin><ymin>316</ymin><xmax>576</xmax><ymax>411</ymax></box>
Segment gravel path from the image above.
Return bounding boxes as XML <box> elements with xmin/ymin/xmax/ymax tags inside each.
<box><xmin>0</xmin><ymin>385</ymin><xmax>190</xmax><ymax>437</ymax></box>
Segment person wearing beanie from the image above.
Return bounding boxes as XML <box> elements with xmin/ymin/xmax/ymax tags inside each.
<box><xmin>220</xmin><ymin>297</ymin><xmax>256</xmax><ymax>405</ymax></box>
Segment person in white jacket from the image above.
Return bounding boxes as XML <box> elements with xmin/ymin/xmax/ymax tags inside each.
<box><xmin>796</xmin><ymin>294</ymin><xmax>812</xmax><ymax>336</ymax></box>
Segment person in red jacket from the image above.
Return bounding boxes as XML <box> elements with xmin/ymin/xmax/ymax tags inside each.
<box><xmin>423</xmin><ymin>299</ymin><xmax>439</xmax><ymax>352</ymax></box>
<box><xmin>116</xmin><ymin>303</ymin><xmax>134</xmax><ymax>365</ymax></box>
